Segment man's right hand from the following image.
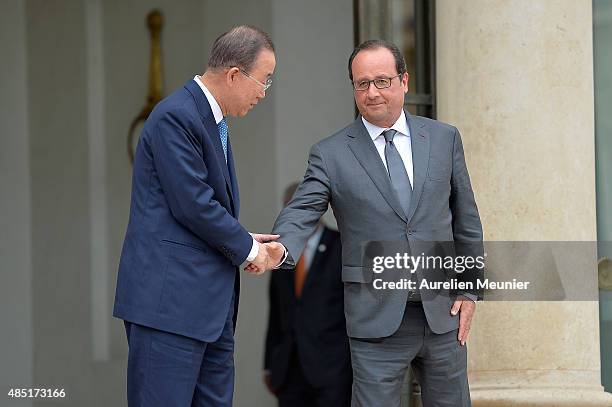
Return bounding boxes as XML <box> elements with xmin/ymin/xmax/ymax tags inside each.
<box><xmin>246</xmin><ymin>242</ymin><xmax>285</xmax><ymax>275</ymax></box>
<box><xmin>263</xmin><ymin>371</ymin><xmax>277</xmax><ymax>395</ymax></box>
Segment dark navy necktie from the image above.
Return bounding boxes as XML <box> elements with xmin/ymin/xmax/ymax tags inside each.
<box><xmin>383</xmin><ymin>129</ymin><xmax>419</xmax><ymax>300</ymax></box>
<box><xmin>382</xmin><ymin>129</ymin><xmax>412</xmax><ymax>217</ymax></box>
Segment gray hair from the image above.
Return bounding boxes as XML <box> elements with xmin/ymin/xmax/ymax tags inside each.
<box><xmin>207</xmin><ymin>25</ymin><xmax>275</xmax><ymax>72</ymax></box>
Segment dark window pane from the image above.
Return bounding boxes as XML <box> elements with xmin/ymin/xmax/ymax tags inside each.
<box><xmin>355</xmin><ymin>0</ymin><xmax>436</xmax><ymax>119</ymax></box>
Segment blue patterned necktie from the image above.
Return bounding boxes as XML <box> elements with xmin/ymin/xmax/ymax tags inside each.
<box><xmin>217</xmin><ymin>118</ymin><xmax>228</xmax><ymax>162</ymax></box>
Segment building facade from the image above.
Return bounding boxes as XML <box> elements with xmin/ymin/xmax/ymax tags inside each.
<box><xmin>1</xmin><ymin>0</ymin><xmax>610</xmax><ymax>406</ymax></box>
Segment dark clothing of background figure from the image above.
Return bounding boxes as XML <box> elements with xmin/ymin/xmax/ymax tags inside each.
<box><xmin>265</xmin><ymin>226</ymin><xmax>352</xmax><ymax>407</ymax></box>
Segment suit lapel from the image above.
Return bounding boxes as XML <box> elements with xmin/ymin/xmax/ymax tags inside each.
<box><xmin>346</xmin><ymin>118</ymin><xmax>408</xmax><ymax>223</ymax></box>
<box><xmin>405</xmin><ymin>112</ymin><xmax>430</xmax><ymax>225</ymax></box>
<box><xmin>226</xmin><ymin>137</ymin><xmax>240</xmax><ymax>217</ymax></box>
<box><xmin>184</xmin><ymin>80</ymin><xmax>235</xmax><ymax>206</ymax></box>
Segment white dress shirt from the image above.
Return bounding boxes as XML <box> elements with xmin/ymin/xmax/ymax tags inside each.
<box><xmin>361</xmin><ymin>110</ymin><xmax>414</xmax><ymax>187</ymax></box>
<box><xmin>194</xmin><ymin>75</ymin><xmax>223</xmax><ymax>124</ymax></box>
<box><xmin>193</xmin><ymin>75</ymin><xmax>259</xmax><ymax>263</ymax></box>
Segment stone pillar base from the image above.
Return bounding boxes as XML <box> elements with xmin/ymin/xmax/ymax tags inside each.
<box><xmin>471</xmin><ymin>370</ymin><xmax>612</xmax><ymax>406</ymax></box>
<box><xmin>472</xmin><ymin>388</ymin><xmax>612</xmax><ymax>406</ymax></box>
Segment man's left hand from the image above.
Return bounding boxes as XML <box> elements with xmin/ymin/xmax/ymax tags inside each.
<box><xmin>450</xmin><ymin>298</ymin><xmax>476</xmax><ymax>346</ymax></box>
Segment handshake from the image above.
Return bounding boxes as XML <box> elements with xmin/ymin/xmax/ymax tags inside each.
<box><xmin>245</xmin><ymin>233</ymin><xmax>286</xmax><ymax>275</ymax></box>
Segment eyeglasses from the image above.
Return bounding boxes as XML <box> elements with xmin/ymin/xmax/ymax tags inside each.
<box><xmin>352</xmin><ymin>74</ymin><xmax>402</xmax><ymax>91</ymax></box>
<box><xmin>240</xmin><ymin>69</ymin><xmax>272</xmax><ymax>91</ymax></box>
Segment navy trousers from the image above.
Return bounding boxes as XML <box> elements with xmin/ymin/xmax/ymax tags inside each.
<box><xmin>124</xmin><ymin>295</ymin><xmax>235</xmax><ymax>407</ymax></box>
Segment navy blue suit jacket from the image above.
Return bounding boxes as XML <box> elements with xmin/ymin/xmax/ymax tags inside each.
<box><xmin>113</xmin><ymin>79</ymin><xmax>252</xmax><ymax>342</ymax></box>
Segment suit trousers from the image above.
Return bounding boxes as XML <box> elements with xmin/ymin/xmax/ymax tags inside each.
<box><xmin>124</xmin><ymin>294</ymin><xmax>235</xmax><ymax>407</ymax></box>
<box><xmin>349</xmin><ymin>301</ymin><xmax>470</xmax><ymax>407</ymax></box>
<box><xmin>277</xmin><ymin>348</ymin><xmax>352</xmax><ymax>407</ymax></box>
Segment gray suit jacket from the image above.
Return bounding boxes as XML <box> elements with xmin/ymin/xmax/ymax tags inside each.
<box><xmin>272</xmin><ymin>112</ymin><xmax>483</xmax><ymax>338</ymax></box>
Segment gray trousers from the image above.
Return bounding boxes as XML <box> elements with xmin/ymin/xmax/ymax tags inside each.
<box><xmin>349</xmin><ymin>302</ymin><xmax>471</xmax><ymax>407</ymax></box>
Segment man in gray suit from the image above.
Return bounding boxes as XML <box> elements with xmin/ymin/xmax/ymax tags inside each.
<box><xmin>249</xmin><ymin>40</ymin><xmax>482</xmax><ymax>406</ymax></box>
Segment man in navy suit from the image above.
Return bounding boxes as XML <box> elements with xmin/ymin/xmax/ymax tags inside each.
<box><xmin>113</xmin><ymin>25</ymin><xmax>284</xmax><ymax>407</ymax></box>
<box><xmin>264</xmin><ymin>182</ymin><xmax>352</xmax><ymax>406</ymax></box>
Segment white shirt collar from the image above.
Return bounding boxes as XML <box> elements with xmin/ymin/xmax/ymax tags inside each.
<box><xmin>361</xmin><ymin>110</ymin><xmax>410</xmax><ymax>141</ymax></box>
<box><xmin>193</xmin><ymin>75</ymin><xmax>224</xmax><ymax>124</ymax></box>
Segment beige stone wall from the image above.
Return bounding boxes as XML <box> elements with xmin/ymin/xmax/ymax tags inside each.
<box><xmin>436</xmin><ymin>0</ymin><xmax>611</xmax><ymax>404</ymax></box>
<box><xmin>437</xmin><ymin>0</ymin><xmax>596</xmax><ymax>242</ymax></box>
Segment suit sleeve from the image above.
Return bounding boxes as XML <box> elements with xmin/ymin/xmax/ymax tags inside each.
<box><xmin>150</xmin><ymin>109</ymin><xmax>253</xmax><ymax>266</ymax></box>
<box><xmin>449</xmin><ymin>127</ymin><xmax>484</xmax><ymax>298</ymax></box>
<box><xmin>272</xmin><ymin>144</ymin><xmax>332</xmax><ymax>268</ymax></box>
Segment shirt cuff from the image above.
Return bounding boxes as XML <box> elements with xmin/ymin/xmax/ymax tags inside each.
<box><xmin>246</xmin><ymin>238</ymin><xmax>259</xmax><ymax>262</ymax></box>
<box><xmin>273</xmin><ymin>246</ymin><xmax>289</xmax><ymax>269</ymax></box>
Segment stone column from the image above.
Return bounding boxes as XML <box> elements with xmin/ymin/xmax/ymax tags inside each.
<box><xmin>436</xmin><ymin>0</ymin><xmax>612</xmax><ymax>405</ymax></box>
